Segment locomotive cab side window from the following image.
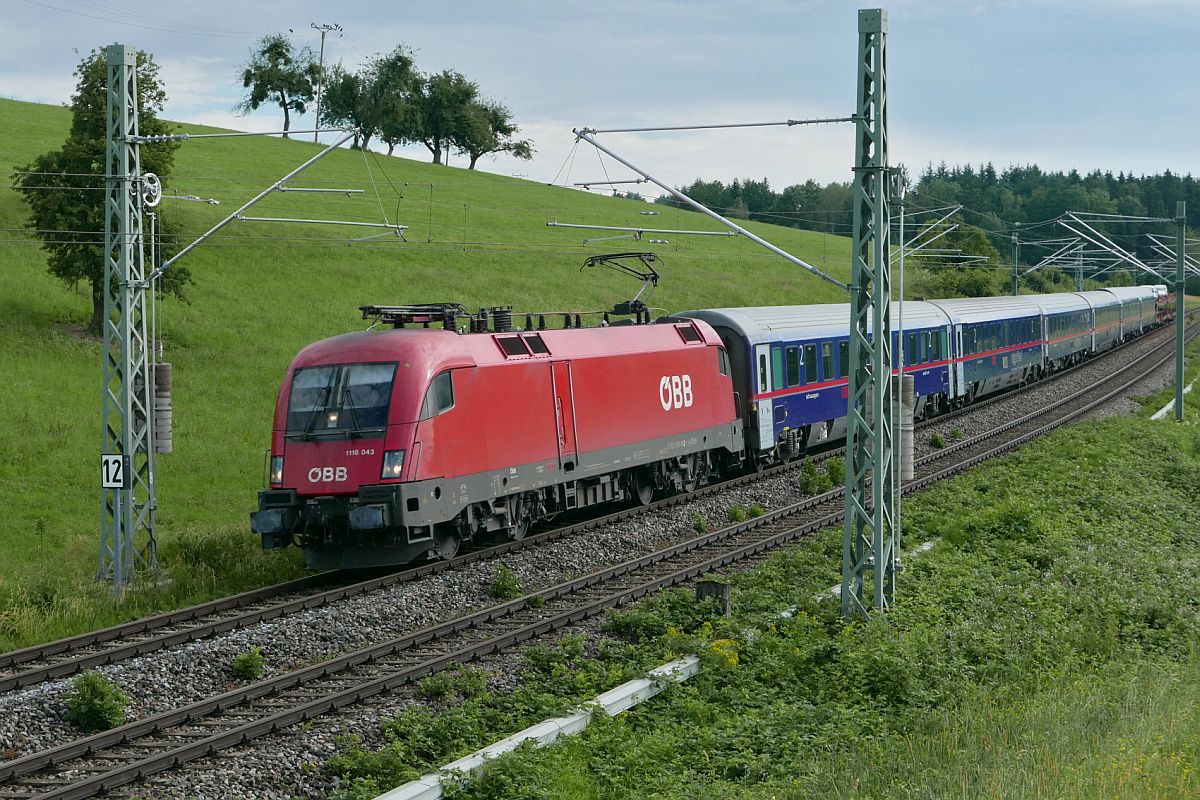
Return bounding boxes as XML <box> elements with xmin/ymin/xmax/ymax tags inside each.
<box><xmin>717</xmin><ymin>347</ymin><xmax>730</xmax><ymax>377</ymax></box>
<box><xmin>419</xmin><ymin>371</ymin><xmax>454</xmax><ymax>420</ymax></box>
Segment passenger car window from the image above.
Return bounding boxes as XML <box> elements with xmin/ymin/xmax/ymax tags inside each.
<box><xmin>804</xmin><ymin>344</ymin><xmax>817</xmax><ymax>383</ymax></box>
<box><xmin>821</xmin><ymin>342</ymin><xmax>833</xmax><ymax>380</ymax></box>
<box><xmin>785</xmin><ymin>346</ymin><xmax>801</xmax><ymax>387</ymax></box>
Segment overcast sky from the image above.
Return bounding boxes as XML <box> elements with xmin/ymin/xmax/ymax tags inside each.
<box><xmin>5</xmin><ymin>0</ymin><xmax>1199</xmax><ymax>195</ymax></box>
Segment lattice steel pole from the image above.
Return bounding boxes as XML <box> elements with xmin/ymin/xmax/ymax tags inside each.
<box><xmin>100</xmin><ymin>43</ymin><xmax>157</xmax><ymax>596</ymax></box>
<box><xmin>1011</xmin><ymin>222</ymin><xmax>1020</xmax><ymax>296</ymax></box>
<box><xmin>1176</xmin><ymin>200</ymin><xmax>1186</xmax><ymax>422</ymax></box>
<box><xmin>842</xmin><ymin>8</ymin><xmax>895</xmax><ymax>618</ymax></box>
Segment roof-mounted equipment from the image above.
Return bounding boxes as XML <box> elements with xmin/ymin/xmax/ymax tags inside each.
<box><xmin>360</xmin><ymin>303</ymin><xmax>468</xmax><ymax>331</ymax></box>
<box><xmin>581</xmin><ymin>252</ymin><xmax>660</xmax><ymax>323</ymax></box>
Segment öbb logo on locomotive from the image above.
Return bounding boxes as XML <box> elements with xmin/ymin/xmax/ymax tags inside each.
<box><xmin>659</xmin><ymin>374</ymin><xmax>694</xmax><ymax>411</ymax></box>
<box><xmin>308</xmin><ymin>466</ymin><xmax>348</xmax><ymax>483</ymax></box>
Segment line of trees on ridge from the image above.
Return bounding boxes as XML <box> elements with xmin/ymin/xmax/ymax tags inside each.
<box><xmin>237</xmin><ymin>34</ymin><xmax>534</xmax><ymax>168</ymax></box>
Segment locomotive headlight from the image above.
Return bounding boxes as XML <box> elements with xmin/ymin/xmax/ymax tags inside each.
<box><xmin>381</xmin><ymin>449</ymin><xmax>406</xmax><ymax>480</ymax></box>
<box><xmin>269</xmin><ymin>455</ymin><xmax>284</xmax><ymax>485</ymax></box>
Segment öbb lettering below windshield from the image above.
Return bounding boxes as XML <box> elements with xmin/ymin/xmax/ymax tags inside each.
<box><xmin>285</xmin><ymin>362</ymin><xmax>397</xmax><ymax>439</ymax></box>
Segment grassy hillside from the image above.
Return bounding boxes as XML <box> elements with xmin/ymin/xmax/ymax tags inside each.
<box><xmin>0</xmin><ymin>98</ymin><xmax>852</xmax><ymax>644</ymax></box>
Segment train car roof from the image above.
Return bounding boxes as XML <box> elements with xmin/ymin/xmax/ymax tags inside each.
<box><xmin>292</xmin><ymin>319</ymin><xmax>723</xmax><ymax>374</ymax></box>
<box><xmin>924</xmin><ymin>295</ymin><xmax>1042</xmax><ymax>323</ymax></box>
<box><xmin>1102</xmin><ymin>286</ymin><xmax>1158</xmax><ymax>303</ymax></box>
<box><xmin>1022</xmin><ymin>293</ymin><xmax>1092</xmax><ymax>314</ymax></box>
<box><xmin>676</xmin><ymin>302</ymin><xmax>951</xmax><ymax>343</ymax></box>
<box><xmin>1074</xmin><ymin>290</ymin><xmax>1122</xmax><ymax>309</ymax></box>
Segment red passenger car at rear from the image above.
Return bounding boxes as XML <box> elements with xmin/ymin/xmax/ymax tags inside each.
<box><xmin>251</xmin><ymin>316</ymin><xmax>743</xmax><ymax>569</ymax></box>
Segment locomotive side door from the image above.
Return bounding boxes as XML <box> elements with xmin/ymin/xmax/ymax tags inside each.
<box><xmin>752</xmin><ymin>343</ymin><xmax>774</xmax><ymax>451</ymax></box>
<box><xmin>551</xmin><ymin>361</ymin><xmax>577</xmax><ymax>468</ymax></box>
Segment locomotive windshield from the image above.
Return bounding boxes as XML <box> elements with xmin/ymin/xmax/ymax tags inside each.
<box><xmin>285</xmin><ymin>362</ymin><xmax>397</xmax><ymax>439</ymax></box>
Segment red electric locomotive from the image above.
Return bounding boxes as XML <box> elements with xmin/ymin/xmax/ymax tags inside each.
<box><xmin>251</xmin><ymin>304</ymin><xmax>744</xmax><ymax>569</ymax></box>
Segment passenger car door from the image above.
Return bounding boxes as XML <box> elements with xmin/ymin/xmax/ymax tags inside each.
<box><xmin>753</xmin><ymin>344</ymin><xmax>774</xmax><ymax>451</ymax></box>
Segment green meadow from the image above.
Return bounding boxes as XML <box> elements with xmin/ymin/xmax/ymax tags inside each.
<box><xmin>0</xmin><ymin>98</ymin><xmax>851</xmax><ymax>648</ymax></box>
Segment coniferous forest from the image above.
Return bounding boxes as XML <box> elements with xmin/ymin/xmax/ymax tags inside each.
<box><xmin>659</xmin><ymin>163</ymin><xmax>1200</xmax><ymax>295</ymax></box>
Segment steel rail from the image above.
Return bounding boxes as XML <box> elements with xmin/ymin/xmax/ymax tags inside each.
<box><xmin>2</xmin><ymin>315</ymin><xmax>1188</xmax><ymax>694</ymax></box>
<box><xmin>0</xmin><ymin>573</ymin><xmax>335</xmax><ymax>672</ymax></box>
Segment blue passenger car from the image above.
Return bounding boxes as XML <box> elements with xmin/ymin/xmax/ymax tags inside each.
<box><xmin>679</xmin><ymin>303</ymin><xmax>952</xmax><ymax>464</ymax></box>
<box><xmin>927</xmin><ymin>296</ymin><xmax>1044</xmax><ymax>401</ymax></box>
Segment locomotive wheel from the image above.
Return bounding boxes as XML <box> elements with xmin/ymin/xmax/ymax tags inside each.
<box><xmin>432</xmin><ymin>526</ymin><xmax>461</xmax><ymax>560</ymax></box>
<box><xmin>508</xmin><ymin>516</ymin><xmax>530</xmax><ymax>541</ymax></box>
<box><xmin>634</xmin><ymin>470</ymin><xmax>655</xmax><ymax>506</ymax></box>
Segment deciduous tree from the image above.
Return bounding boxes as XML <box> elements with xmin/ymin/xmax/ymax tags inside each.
<box><xmin>408</xmin><ymin>70</ymin><xmax>478</xmax><ymax>165</ymax></box>
<box><xmin>12</xmin><ymin>47</ymin><xmax>189</xmax><ymax>336</ymax></box>
<box><xmin>321</xmin><ymin>47</ymin><xmax>416</xmax><ymax>154</ymax></box>
<box><xmin>236</xmin><ymin>33</ymin><xmax>318</xmax><ymax>137</ymax></box>
<box><xmin>455</xmin><ymin>100</ymin><xmax>533</xmax><ymax>170</ymax></box>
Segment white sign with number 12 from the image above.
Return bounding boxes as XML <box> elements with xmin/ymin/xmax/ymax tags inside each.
<box><xmin>101</xmin><ymin>454</ymin><xmax>128</xmax><ymax>489</ymax></box>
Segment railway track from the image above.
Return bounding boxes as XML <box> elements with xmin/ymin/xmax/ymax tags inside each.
<box><xmin>0</xmin><ymin>317</ymin><xmax>1191</xmax><ymax>800</ymax></box>
<box><xmin>0</xmin><ymin>316</ymin><xmax>1188</xmax><ymax>698</ymax></box>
